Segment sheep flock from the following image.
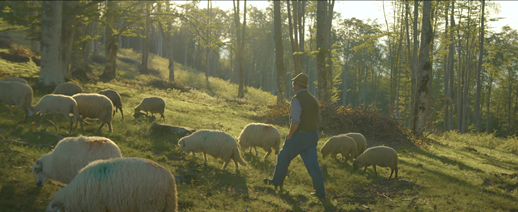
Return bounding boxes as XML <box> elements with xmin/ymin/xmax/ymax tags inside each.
<box><xmin>1</xmin><ymin>77</ymin><xmax>402</xmax><ymax>210</ymax></box>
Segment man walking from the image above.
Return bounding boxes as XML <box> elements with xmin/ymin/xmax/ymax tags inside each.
<box><xmin>264</xmin><ymin>73</ymin><xmax>326</xmax><ymax>198</ymax></box>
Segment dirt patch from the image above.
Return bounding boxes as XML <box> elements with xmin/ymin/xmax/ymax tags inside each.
<box><xmin>147</xmin><ymin>79</ymin><xmax>190</xmax><ymax>92</ymax></box>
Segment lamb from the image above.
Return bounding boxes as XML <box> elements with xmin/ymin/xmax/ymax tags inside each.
<box><xmin>2</xmin><ymin>77</ymin><xmax>28</xmax><ymax>85</ymax></box>
<box><xmin>52</xmin><ymin>82</ymin><xmax>83</xmax><ymax>96</ymax></box>
<box><xmin>0</xmin><ymin>81</ymin><xmax>33</xmax><ymax>122</ymax></box>
<box><xmin>45</xmin><ymin>157</ymin><xmax>177</xmax><ymax>212</ymax></box>
<box><xmin>72</xmin><ymin>93</ymin><xmax>114</xmax><ymax>132</ymax></box>
<box><xmin>28</xmin><ymin>94</ymin><xmax>84</xmax><ymax>133</ymax></box>
<box><xmin>320</xmin><ymin>135</ymin><xmax>358</xmax><ymax>163</ymax></box>
<box><xmin>178</xmin><ymin>129</ymin><xmax>248</xmax><ymax>171</ymax></box>
<box><xmin>345</xmin><ymin>132</ymin><xmax>367</xmax><ymax>154</ymax></box>
<box><xmin>237</xmin><ymin>123</ymin><xmax>281</xmax><ymax>160</ymax></box>
<box><xmin>32</xmin><ymin>136</ymin><xmax>122</xmax><ymax>187</ymax></box>
<box><xmin>98</xmin><ymin>89</ymin><xmax>124</xmax><ymax>120</ymax></box>
<box><xmin>353</xmin><ymin>146</ymin><xmax>399</xmax><ymax>179</ymax></box>
<box><xmin>134</xmin><ymin>96</ymin><xmax>165</xmax><ymax>121</ymax></box>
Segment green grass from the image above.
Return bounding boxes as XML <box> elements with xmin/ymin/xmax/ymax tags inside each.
<box><xmin>1</xmin><ymin>40</ymin><xmax>518</xmax><ymax>211</ymax></box>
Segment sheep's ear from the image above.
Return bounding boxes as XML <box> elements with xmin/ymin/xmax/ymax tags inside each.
<box><xmin>51</xmin><ymin>201</ymin><xmax>65</xmax><ymax>212</ymax></box>
<box><xmin>35</xmin><ymin>160</ymin><xmax>43</xmax><ymax>171</ymax></box>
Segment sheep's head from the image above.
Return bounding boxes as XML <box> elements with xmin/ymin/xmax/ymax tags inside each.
<box><xmin>46</xmin><ymin>201</ymin><xmax>65</xmax><ymax>212</ymax></box>
<box><xmin>352</xmin><ymin>160</ymin><xmax>361</xmax><ymax>171</ymax></box>
<box><xmin>27</xmin><ymin>106</ymin><xmax>35</xmax><ymax>118</ymax></box>
<box><xmin>32</xmin><ymin>160</ymin><xmax>47</xmax><ymax>187</ymax></box>
<box><xmin>178</xmin><ymin>139</ymin><xmax>187</xmax><ymax>152</ymax></box>
<box><xmin>320</xmin><ymin>148</ymin><xmax>329</xmax><ymax>159</ymax></box>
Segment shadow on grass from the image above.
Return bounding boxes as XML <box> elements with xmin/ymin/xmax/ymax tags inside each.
<box><xmin>243</xmin><ymin>151</ymin><xmax>276</xmax><ymax>174</ymax></box>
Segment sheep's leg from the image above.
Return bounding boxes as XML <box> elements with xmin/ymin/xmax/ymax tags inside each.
<box><xmin>254</xmin><ymin>146</ymin><xmax>258</xmax><ymax>157</ymax></box>
<box><xmin>395</xmin><ymin>167</ymin><xmax>398</xmax><ymax>179</ymax></box>
<box><xmin>53</xmin><ymin>115</ymin><xmax>58</xmax><ymax>131</ymax></box>
<box><xmin>373</xmin><ymin>165</ymin><xmax>377</xmax><ymax>176</ymax></box>
<box><xmin>248</xmin><ymin>147</ymin><xmax>252</xmax><ymax>153</ymax></box>
<box><xmin>108</xmin><ymin>122</ymin><xmax>113</xmax><ymax>133</ymax></box>
<box><xmin>192</xmin><ymin>151</ymin><xmax>196</xmax><ymax>157</ymax></box>
<box><xmin>160</xmin><ymin>113</ymin><xmax>165</xmax><ymax>121</ymax></box>
<box><xmin>233</xmin><ymin>159</ymin><xmax>239</xmax><ymax>171</ymax></box>
<box><xmin>38</xmin><ymin>112</ymin><xmax>46</xmax><ymax>125</ymax></box>
<box><xmin>362</xmin><ymin>166</ymin><xmax>368</xmax><ymax>174</ymax></box>
<box><xmin>221</xmin><ymin>160</ymin><xmax>229</xmax><ymax>170</ymax></box>
<box><xmin>63</xmin><ymin>114</ymin><xmax>73</xmax><ymax>134</ymax></box>
<box><xmin>78</xmin><ymin>117</ymin><xmax>84</xmax><ymax>134</ymax></box>
<box><xmin>97</xmin><ymin>123</ymin><xmax>106</xmax><ymax>131</ymax></box>
<box><xmin>7</xmin><ymin>105</ymin><xmax>14</xmax><ymax>119</ymax></box>
<box><xmin>264</xmin><ymin>150</ymin><xmax>271</xmax><ymax>160</ymax></box>
<box><xmin>203</xmin><ymin>152</ymin><xmax>207</xmax><ymax>164</ymax></box>
<box><xmin>389</xmin><ymin>169</ymin><xmax>394</xmax><ymax>180</ymax></box>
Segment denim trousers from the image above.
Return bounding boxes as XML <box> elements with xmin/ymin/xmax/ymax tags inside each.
<box><xmin>271</xmin><ymin>130</ymin><xmax>325</xmax><ymax>196</ymax></box>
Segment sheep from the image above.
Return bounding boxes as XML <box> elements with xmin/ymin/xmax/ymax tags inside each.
<box><xmin>98</xmin><ymin>89</ymin><xmax>123</xmax><ymax>120</ymax></box>
<box><xmin>134</xmin><ymin>96</ymin><xmax>165</xmax><ymax>121</ymax></box>
<box><xmin>2</xmin><ymin>77</ymin><xmax>28</xmax><ymax>85</ymax></box>
<box><xmin>32</xmin><ymin>136</ymin><xmax>122</xmax><ymax>187</ymax></box>
<box><xmin>0</xmin><ymin>81</ymin><xmax>33</xmax><ymax>122</ymax></box>
<box><xmin>353</xmin><ymin>146</ymin><xmax>398</xmax><ymax>179</ymax></box>
<box><xmin>237</xmin><ymin>123</ymin><xmax>281</xmax><ymax>160</ymax></box>
<box><xmin>52</xmin><ymin>82</ymin><xmax>83</xmax><ymax>96</ymax></box>
<box><xmin>320</xmin><ymin>135</ymin><xmax>358</xmax><ymax>163</ymax></box>
<box><xmin>178</xmin><ymin>129</ymin><xmax>248</xmax><ymax>171</ymax></box>
<box><xmin>45</xmin><ymin>157</ymin><xmax>177</xmax><ymax>212</ymax></box>
<box><xmin>28</xmin><ymin>94</ymin><xmax>84</xmax><ymax>133</ymax></box>
<box><xmin>72</xmin><ymin>93</ymin><xmax>114</xmax><ymax>132</ymax></box>
<box><xmin>345</xmin><ymin>132</ymin><xmax>367</xmax><ymax>154</ymax></box>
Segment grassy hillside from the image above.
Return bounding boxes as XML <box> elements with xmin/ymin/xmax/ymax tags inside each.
<box><xmin>1</xmin><ymin>39</ymin><xmax>518</xmax><ymax>211</ymax></box>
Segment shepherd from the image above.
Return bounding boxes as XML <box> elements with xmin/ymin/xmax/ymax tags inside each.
<box><xmin>263</xmin><ymin>73</ymin><xmax>326</xmax><ymax>199</ymax></box>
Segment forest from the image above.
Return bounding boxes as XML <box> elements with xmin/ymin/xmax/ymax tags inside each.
<box><xmin>1</xmin><ymin>0</ymin><xmax>517</xmax><ymax>136</ymax></box>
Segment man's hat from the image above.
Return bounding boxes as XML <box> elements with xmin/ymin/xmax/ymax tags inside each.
<box><xmin>292</xmin><ymin>73</ymin><xmax>309</xmax><ymax>87</ymax></box>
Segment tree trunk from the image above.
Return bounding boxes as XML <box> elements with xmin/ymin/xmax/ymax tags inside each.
<box><xmin>456</xmin><ymin>4</ymin><xmax>463</xmax><ymax>132</ymax></box>
<box><xmin>92</xmin><ymin>22</ymin><xmax>99</xmax><ymax>57</ymax></box>
<box><xmin>443</xmin><ymin>2</ymin><xmax>449</xmax><ymax>131</ymax></box>
<box><xmin>61</xmin><ymin>1</ymin><xmax>78</xmax><ymax>80</ymax></box>
<box><xmin>99</xmin><ymin>0</ymin><xmax>119</xmax><ymax>82</ymax></box>
<box><xmin>317</xmin><ymin>0</ymin><xmax>327</xmax><ymax>102</ymax></box>
<box><xmin>159</xmin><ymin>22</ymin><xmax>175</xmax><ymax>82</ymax></box>
<box><xmin>508</xmin><ymin>69</ymin><xmax>512</xmax><ymax>137</ymax></box>
<box><xmin>342</xmin><ymin>39</ymin><xmax>350</xmax><ymax>106</ymax></box>
<box><xmin>30</xmin><ymin>1</ymin><xmax>40</xmax><ymax>53</ymax></box>
<box><xmin>234</xmin><ymin>0</ymin><xmax>247</xmax><ymax>98</ymax></box>
<box><xmin>412</xmin><ymin>0</ymin><xmax>432</xmax><ymax>135</ymax></box>
<box><xmin>462</xmin><ymin>5</ymin><xmax>472</xmax><ymax>133</ymax></box>
<box><xmin>324</xmin><ymin>0</ymin><xmax>335</xmax><ymax>101</ymax></box>
<box><xmin>287</xmin><ymin>0</ymin><xmax>300</xmax><ymax>74</ymax></box>
<box><xmin>298</xmin><ymin>1</ymin><xmax>306</xmax><ymax>75</ymax></box>
<box><xmin>39</xmin><ymin>0</ymin><xmax>64</xmax><ymax>86</ymax></box>
<box><xmin>139</xmin><ymin>2</ymin><xmax>150</xmax><ymax>74</ymax></box>
<box><xmin>408</xmin><ymin>0</ymin><xmax>419</xmax><ymax>128</ymax></box>
<box><xmin>70</xmin><ymin>18</ymin><xmax>88</xmax><ymax>80</ymax></box>
<box><xmin>476</xmin><ymin>0</ymin><xmax>485</xmax><ymax>132</ymax></box>
<box><xmin>274</xmin><ymin>0</ymin><xmax>286</xmax><ymax>104</ymax></box>
<box><xmin>205</xmin><ymin>0</ymin><xmax>211</xmax><ymax>85</ymax></box>
<box><xmin>486</xmin><ymin>75</ymin><xmax>492</xmax><ymax>132</ymax></box>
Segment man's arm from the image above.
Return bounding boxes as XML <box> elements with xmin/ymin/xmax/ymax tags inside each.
<box><xmin>287</xmin><ymin>123</ymin><xmax>299</xmax><ymax>140</ymax></box>
<box><xmin>287</xmin><ymin>98</ymin><xmax>302</xmax><ymax>140</ymax></box>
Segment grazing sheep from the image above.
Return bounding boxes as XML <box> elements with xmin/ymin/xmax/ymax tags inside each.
<box><xmin>72</xmin><ymin>93</ymin><xmax>114</xmax><ymax>132</ymax></box>
<box><xmin>45</xmin><ymin>157</ymin><xmax>177</xmax><ymax>212</ymax></box>
<box><xmin>98</xmin><ymin>89</ymin><xmax>123</xmax><ymax>120</ymax></box>
<box><xmin>2</xmin><ymin>77</ymin><xmax>28</xmax><ymax>85</ymax></box>
<box><xmin>0</xmin><ymin>81</ymin><xmax>33</xmax><ymax>122</ymax></box>
<box><xmin>53</xmin><ymin>82</ymin><xmax>83</xmax><ymax>96</ymax></box>
<box><xmin>353</xmin><ymin>146</ymin><xmax>398</xmax><ymax>179</ymax></box>
<box><xmin>178</xmin><ymin>129</ymin><xmax>248</xmax><ymax>171</ymax></box>
<box><xmin>29</xmin><ymin>94</ymin><xmax>84</xmax><ymax>133</ymax></box>
<box><xmin>320</xmin><ymin>135</ymin><xmax>358</xmax><ymax>163</ymax></box>
<box><xmin>134</xmin><ymin>97</ymin><xmax>165</xmax><ymax>121</ymax></box>
<box><xmin>345</xmin><ymin>132</ymin><xmax>367</xmax><ymax>154</ymax></box>
<box><xmin>237</xmin><ymin>123</ymin><xmax>281</xmax><ymax>160</ymax></box>
<box><xmin>32</xmin><ymin>136</ymin><xmax>122</xmax><ymax>187</ymax></box>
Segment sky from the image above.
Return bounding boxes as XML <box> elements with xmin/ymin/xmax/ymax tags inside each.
<box><xmin>190</xmin><ymin>0</ymin><xmax>518</xmax><ymax>33</ymax></box>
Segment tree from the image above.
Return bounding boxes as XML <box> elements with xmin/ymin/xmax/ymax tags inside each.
<box><xmin>39</xmin><ymin>0</ymin><xmax>64</xmax><ymax>86</ymax></box>
<box><xmin>412</xmin><ymin>0</ymin><xmax>432</xmax><ymax>135</ymax></box>
<box><xmin>273</xmin><ymin>0</ymin><xmax>286</xmax><ymax>105</ymax></box>
<box><xmin>233</xmin><ymin>0</ymin><xmax>247</xmax><ymax>98</ymax></box>
<box><xmin>475</xmin><ymin>0</ymin><xmax>485</xmax><ymax>132</ymax></box>
<box><xmin>316</xmin><ymin>0</ymin><xmax>327</xmax><ymax>102</ymax></box>
<box><xmin>139</xmin><ymin>1</ymin><xmax>150</xmax><ymax>74</ymax></box>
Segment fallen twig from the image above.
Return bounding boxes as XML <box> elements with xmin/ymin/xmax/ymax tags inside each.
<box><xmin>40</xmin><ymin>129</ymin><xmax>64</xmax><ymax>139</ymax></box>
<box><xmin>377</xmin><ymin>192</ymin><xmax>393</xmax><ymax>202</ymax></box>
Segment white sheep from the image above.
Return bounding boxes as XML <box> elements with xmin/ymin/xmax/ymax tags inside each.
<box><xmin>45</xmin><ymin>157</ymin><xmax>177</xmax><ymax>212</ymax></box>
<box><xmin>28</xmin><ymin>94</ymin><xmax>84</xmax><ymax>133</ymax></box>
<box><xmin>178</xmin><ymin>129</ymin><xmax>248</xmax><ymax>171</ymax></box>
<box><xmin>353</xmin><ymin>146</ymin><xmax>399</xmax><ymax>179</ymax></box>
<box><xmin>52</xmin><ymin>82</ymin><xmax>83</xmax><ymax>96</ymax></box>
<box><xmin>134</xmin><ymin>96</ymin><xmax>165</xmax><ymax>121</ymax></box>
<box><xmin>0</xmin><ymin>81</ymin><xmax>33</xmax><ymax>122</ymax></box>
<box><xmin>237</xmin><ymin>123</ymin><xmax>281</xmax><ymax>160</ymax></box>
<box><xmin>99</xmin><ymin>89</ymin><xmax>123</xmax><ymax>120</ymax></box>
<box><xmin>2</xmin><ymin>77</ymin><xmax>28</xmax><ymax>84</ymax></box>
<box><xmin>72</xmin><ymin>93</ymin><xmax>114</xmax><ymax>132</ymax></box>
<box><xmin>345</xmin><ymin>132</ymin><xmax>367</xmax><ymax>154</ymax></box>
<box><xmin>320</xmin><ymin>135</ymin><xmax>358</xmax><ymax>163</ymax></box>
<box><xmin>32</xmin><ymin>136</ymin><xmax>122</xmax><ymax>187</ymax></box>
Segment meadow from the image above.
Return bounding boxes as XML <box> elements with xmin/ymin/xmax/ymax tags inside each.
<box><xmin>1</xmin><ymin>38</ymin><xmax>518</xmax><ymax>211</ymax></box>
